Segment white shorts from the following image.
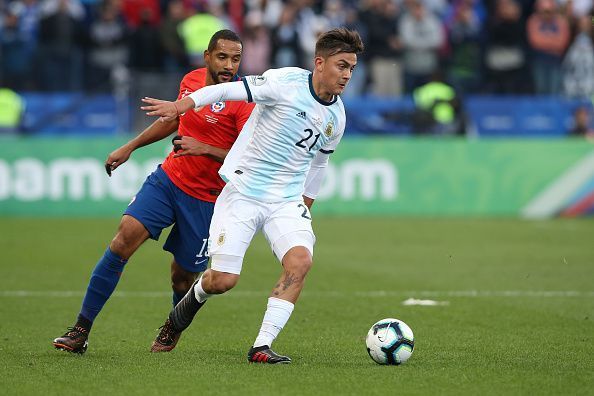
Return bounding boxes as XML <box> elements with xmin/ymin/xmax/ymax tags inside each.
<box><xmin>208</xmin><ymin>182</ymin><xmax>315</xmax><ymax>275</ymax></box>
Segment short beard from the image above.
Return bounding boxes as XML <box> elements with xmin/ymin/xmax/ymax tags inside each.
<box><xmin>209</xmin><ymin>69</ymin><xmax>220</xmax><ymax>84</ymax></box>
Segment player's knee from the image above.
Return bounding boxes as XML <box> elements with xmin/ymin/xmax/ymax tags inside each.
<box><xmin>204</xmin><ymin>270</ymin><xmax>239</xmax><ymax>294</ymax></box>
<box><xmin>110</xmin><ymin>216</ymin><xmax>148</xmax><ymax>259</ymax></box>
<box><xmin>283</xmin><ymin>247</ymin><xmax>313</xmax><ymax>276</ymax></box>
<box><xmin>109</xmin><ymin>234</ymin><xmax>131</xmax><ymax>258</ymax></box>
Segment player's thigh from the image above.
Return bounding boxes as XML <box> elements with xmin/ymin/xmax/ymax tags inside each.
<box><xmin>262</xmin><ymin>200</ymin><xmax>316</xmax><ymax>263</ymax></box>
<box><xmin>123</xmin><ymin>166</ymin><xmax>176</xmax><ymax>240</ymax></box>
<box><xmin>208</xmin><ymin>183</ymin><xmax>264</xmax><ymax>275</ymax></box>
<box><xmin>164</xmin><ymin>192</ymin><xmax>214</xmax><ymax>273</ymax></box>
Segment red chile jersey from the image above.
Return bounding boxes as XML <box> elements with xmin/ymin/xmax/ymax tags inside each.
<box><xmin>161</xmin><ymin>68</ymin><xmax>255</xmax><ymax>202</ymax></box>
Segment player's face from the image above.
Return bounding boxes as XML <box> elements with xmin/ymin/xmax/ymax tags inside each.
<box><xmin>316</xmin><ymin>52</ymin><xmax>358</xmax><ymax>96</ymax></box>
<box><xmin>204</xmin><ymin>39</ymin><xmax>243</xmax><ymax>84</ymax></box>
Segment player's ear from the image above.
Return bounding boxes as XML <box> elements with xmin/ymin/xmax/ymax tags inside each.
<box><xmin>314</xmin><ymin>56</ymin><xmax>325</xmax><ymax>72</ymax></box>
<box><xmin>203</xmin><ymin>50</ymin><xmax>210</xmax><ymax>64</ymax></box>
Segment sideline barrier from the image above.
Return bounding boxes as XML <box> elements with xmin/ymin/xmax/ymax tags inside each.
<box><xmin>0</xmin><ymin>137</ymin><xmax>592</xmax><ymax>218</ymax></box>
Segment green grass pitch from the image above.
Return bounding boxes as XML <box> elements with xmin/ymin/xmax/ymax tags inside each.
<box><xmin>1</xmin><ymin>217</ymin><xmax>593</xmax><ymax>395</ymax></box>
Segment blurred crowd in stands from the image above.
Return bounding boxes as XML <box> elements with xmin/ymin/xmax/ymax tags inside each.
<box><xmin>1</xmin><ymin>0</ymin><xmax>593</xmax><ymax>98</ymax></box>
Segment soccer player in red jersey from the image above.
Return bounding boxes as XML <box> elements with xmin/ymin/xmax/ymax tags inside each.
<box><xmin>52</xmin><ymin>30</ymin><xmax>254</xmax><ymax>354</ymax></box>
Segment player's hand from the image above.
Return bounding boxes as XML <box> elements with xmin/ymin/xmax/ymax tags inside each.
<box><xmin>105</xmin><ymin>145</ymin><xmax>133</xmax><ymax>176</ymax></box>
<box><xmin>141</xmin><ymin>97</ymin><xmax>180</xmax><ymax>123</ymax></box>
<box><xmin>172</xmin><ymin>135</ymin><xmax>211</xmax><ymax>158</ymax></box>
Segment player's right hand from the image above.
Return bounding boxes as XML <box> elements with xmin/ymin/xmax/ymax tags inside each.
<box><xmin>171</xmin><ymin>135</ymin><xmax>211</xmax><ymax>158</ymax></box>
<box><xmin>141</xmin><ymin>97</ymin><xmax>180</xmax><ymax>123</ymax></box>
<box><xmin>105</xmin><ymin>146</ymin><xmax>133</xmax><ymax>176</ymax></box>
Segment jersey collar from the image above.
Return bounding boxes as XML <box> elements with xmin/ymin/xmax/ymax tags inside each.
<box><xmin>309</xmin><ymin>73</ymin><xmax>337</xmax><ymax>106</ymax></box>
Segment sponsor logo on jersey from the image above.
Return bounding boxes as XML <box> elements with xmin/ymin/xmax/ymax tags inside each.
<box><xmin>324</xmin><ymin>121</ymin><xmax>334</xmax><ymax>137</ymax></box>
<box><xmin>205</xmin><ymin>114</ymin><xmax>218</xmax><ymax>124</ymax></box>
<box><xmin>249</xmin><ymin>75</ymin><xmax>267</xmax><ymax>86</ymax></box>
<box><xmin>312</xmin><ymin>116</ymin><xmax>323</xmax><ymax>127</ymax></box>
<box><xmin>296</xmin><ymin>111</ymin><xmax>306</xmax><ymax>119</ymax></box>
<box><xmin>211</xmin><ymin>102</ymin><xmax>225</xmax><ymax>112</ymax></box>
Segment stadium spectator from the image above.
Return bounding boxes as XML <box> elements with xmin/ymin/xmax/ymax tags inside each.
<box><xmin>443</xmin><ymin>0</ymin><xmax>484</xmax><ymax>93</ymax></box>
<box><xmin>38</xmin><ymin>0</ymin><xmax>85</xmax><ymax>91</ymax></box>
<box><xmin>178</xmin><ymin>5</ymin><xmax>227</xmax><ymax>67</ymax></box>
<box><xmin>129</xmin><ymin>7</ymin><xmax>163</xmax><ymax>72</ymax></box>
<box><xmin>338</xmin><ymin>4</ymin><xmax>368</xmax><ymax>96</ymax></box>
<box><xmin>526</xmin><ymin>0</ymin><xmax>571</xmax><ymax>95</ymax></box>
<box><xmin>2</xmin><ymin>0</ymin><xmax>41</xmax><ymax>89</ymax></box>
<box><xmin>143</xmin><ymin>28</ymin><xmax>364</xmax><ymax>363</ymax></box>
<box><xmin>359</xmin><ymin>0</ymin><xmax>403</xmax><ymax>96</ymax></box>
<box><xmin>323</xmin><ymin>0</ymin><xmax>349</xmax><ymax>28</ymax></box>
<box><xmin>412</xmin><ymin>71</ymin><xmax>465</xmax><ymax>135</ymax></box>
<box><xmin>269</xmin><ymin>2</ymin><xmax>304</xmax><ymax>68</ymax></box>
<box><xmin>559</xmin><ymin>0</ymin><xmax>593</xmax><ymax>18</ymax></box>
<box><xmin>562</xmin><ymin>15</ymin><xmax>594</xmax><ymax>99</ymax></box>
<box><xmin>239</xmin><ymin>11</ymin><xmax>271</xmax><ymax>75</ymax></box>
<box><xmin>85</xmin><ymin>0</ymin><xmax>129</xmax><ymax>92</ymax></box>
<box><xmin>159</xmin><ymin>0</ymin><xmax>189</xmax><ymax>73</ymax></box>
<box><xmin>0</xmin><ymin>87</ymin><xmax>25</xmax><ymax>133</ymax></box>
<box><xmin>52</xmin><ymin>30</ymin><xmax>254</xmax><ymax>355</ymax></box>
<box><xmin>484</xmin><ymin>0</ymin><xmax>528</xmax><ymax>94</ymax></box>
<box><xmin>422</xmin><ymin>0</ymin><xmax>448</xmax><ymax>17</ymax></box>
<box><xmin>10</xmin><ymin>0</ymin><xmax>41</xmax><ymax>44</ymax></box>
<box><xmin>0</xmin><ymin>7</ymin><xmax>34</xmax><ymax>90</ymax></box>
<box><xmin>120</xmin><ymin>0</ymin><xmax>160</xmax><ymax>28</ymax></box>
<box><xmin>295</xmin><ymin>0</ymin><xmax>329</xmax><ymax>69</ymax></box>
<box><xmin>399</xmin><ymin>0</ymin><xmax>444</xmax><ymax>93</ymax></box>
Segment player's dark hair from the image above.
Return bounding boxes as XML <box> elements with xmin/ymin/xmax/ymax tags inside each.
<box><xmin>207</xmin><ymin>29</ymin><xmax>242</xmax><ymax>52</ymax></box>
<box><xmin>315</xmin><ymin>28</ymin><xmax>364</xmax><ymax>58</ymax></box>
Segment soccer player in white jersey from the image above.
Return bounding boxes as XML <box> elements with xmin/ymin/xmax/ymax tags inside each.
<box><xmin>142</xmin><ymin>28</ymin><xmax>364</xmax><ymax>363</ymax></box>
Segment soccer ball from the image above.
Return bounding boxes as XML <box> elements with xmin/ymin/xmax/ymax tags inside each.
<box><xmin>366</xmin><ymin>318</ymin><xmax>414</xmax><ymax>365</ymax></box>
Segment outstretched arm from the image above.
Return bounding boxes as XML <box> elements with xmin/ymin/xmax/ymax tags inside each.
<box><xmin>141</xmin><ymin>81</ymin><xmax>249</xmax><ymax>123</ymax></box>
<box><xmin>105</xmin><ymin>118</ymin><xmax>179</xmax><ymax>176</ymax></box>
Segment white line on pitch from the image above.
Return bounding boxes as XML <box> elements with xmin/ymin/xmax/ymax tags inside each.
<box><xmin>1</xmin><ymin>290</ymin><xmax>593</xmax><ymax>298</ymax></box>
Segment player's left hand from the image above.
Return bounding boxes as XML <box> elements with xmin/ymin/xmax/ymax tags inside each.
<box><xmin>172</xmin><ymin>135</ymin><xmax>212</xmax><ymax>158</ymax></box>
<box><xmin>141</xmin><ymin>97</ymin><xmax>179</xmax><ymax>123</ymax></box>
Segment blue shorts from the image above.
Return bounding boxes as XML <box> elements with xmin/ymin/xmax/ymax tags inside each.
<box><xmin>124</xmin><ymin>165</ymin><xmax>214</xmax><ymax>272</ymax></box>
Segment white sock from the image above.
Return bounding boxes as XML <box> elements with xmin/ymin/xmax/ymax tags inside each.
<box><xmin>253</xmin><ymin>297</ymin><xmax>294</xmax><ymax>348</ymax></box>
<box><xmin>193</xmin><ymin>276</ymin><xmax>212</xmax><ymax>303</ymax></box>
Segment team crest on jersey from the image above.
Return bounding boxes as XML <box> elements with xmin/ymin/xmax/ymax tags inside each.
<box><xmin>324</xmin><ymin>121</ymin><xmax>334</xmax><ymax>137</ymax></box>
<box><xmin>217</xmin><ymin>230</ymin><xmax>226</xmax><ymax>246</ymax></box>
<box><xmin>211</xmin><ymin>102</ymin><xmax>225</xmax><ymax>112</ymax></box>
<box><xmin>249</xmin><ymin>75</ymin><xmax>267</xmax><ymax>86</ymax></box>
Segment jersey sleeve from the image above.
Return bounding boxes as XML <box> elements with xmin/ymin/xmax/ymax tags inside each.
<box><xmin>320</xmin><ymin>115</ymin><xmax>346</xmax><ymax>154</ymax></box>
<box><xmin>234</xmin><ymin>101</ymin><xmax>255</xmax><ymax>134</ymax></box>
<box><xmin>242</xmin><ymin>70</ymin><xmax>281</xmax><ymax>106</ymax></box>
<box><xmin>177</xmin><ymin>73</ymin><xmax>193</xmax><ymax>100</ymax></box>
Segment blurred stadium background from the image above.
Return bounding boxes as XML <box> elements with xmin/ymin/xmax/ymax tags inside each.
<box><xmin>1</xmin><ymin>0</ymin><xmax>594</xmax><ymax>216</ymax></box>
<box><xmin>1</xmin><ymin>0</ymin><xmax>594</xmax><ymax>394</ymax></box>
